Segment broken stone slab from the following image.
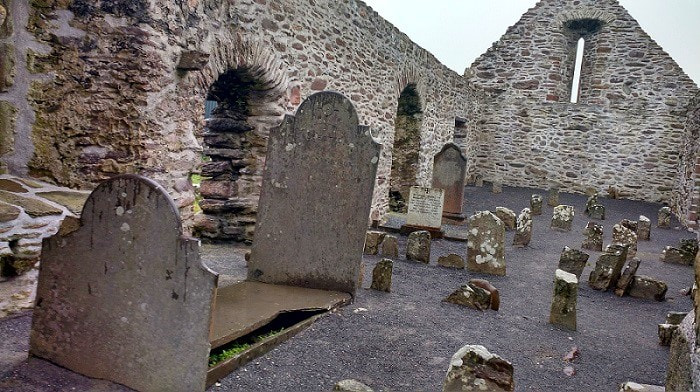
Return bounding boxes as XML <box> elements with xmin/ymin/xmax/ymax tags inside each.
<box><xmin>466</xmin><ymin>211</ymin><xmax>506</xmax><ymax>276</ymax></box>
<box><xmin>637</xmin><ymin>215</ymin><xmax>651</xmax><ymax>241</ymax></box>
<box><xmin>444</xmin><ymin>283</ymin><xmax>492</xmax><ymax>311</ymax></box>
<box><xmin>512</xmin><ymin>208</ymin><xmax>532</xmax><ymax>248</ymax></box>
<box><xmin>667</xmin><ymin>312</ymin><xmax>688</xmax><ymax>325</ymax></box>
<box><xmin>370</xmin><ymin>259</ymin><xmax>393</xmax><ymax>292</ymax></box>
<box><xmin>438</xmin><ymin>253</ymin><xmax>465</xmax><ymax>269</ymax></box>
<box><xmin>0</xmin><ymin>190</ymin><xmax>63</xmax><ymax>217</ymax></box>
<box><xmin>443</xmin><ymin>345</ymin><xmax>514</xmax><ymax>392</ymax></box>
<box><xmin>469</xmin><ymin>279</ymin><xmax>500</xmax><ymax>311</ymax></box>
<box><xmin>659</xmin><ymin>323</ymin><xmax>678</xmax><ymax>346</ymax></box>
<box><xmin>581</xmin><ymin>222</ymin><xmax>603</xmax><ymax>251</ymax></box>
<box><xmin>333</xmin><ymin>379</ymin><xmax>374</xmax><ymax>392</ymax></box>
<box><xmin>658</xmin><ymin>206</ymin><xmax>671</xmax><ymax>228</ymax></box>
<box><xmin>29</xmin><ymin>175</ymin><xmax>217</xmax><ymax>392</ymax></box>
<box><xmin>551</xmin><ymin>205</ymin><xmax>574</xmax><ymax>231</ymax></box>
<box><xmin>611</xmin><ymin>223</ymin><xmax>637</xmax><ymax>259</ymax></box>
<box><xmin>381</xmin><ymin>235</ymin><xmax>399</xmax><ymax>258</ymax></box>
<box><xmin>558</xmin><ymin>247</ymin><xmax>589</xmax><ymax>279</ymax></box>
<box><xmin>492</xmin><ymin>181</ymin><xmax>502</xmax><ymax>194</ymax></box>
<box><xmin>494</xmin><ymin>207</ymin><xmax>516</xmax><ymax>230</ymax></box>
<box><xmin>363</xmin><ymin>231</ymin><xmax>386</xmax><ymax>255</ymax></box>
<box><xmin>547</xmin><ymin>188</ymin><xmax>559</xmax><ymax>207</ymax></box>
<box><xmin>618</xmin><ymin>382</ymin><xmax>665</xmax><ymax>392</ymax></box>
<box><xmin>530</xmin><ymin>194</ymin><xmax>543</xmax><ymax>215</ymax></box>
<box><xmin>661</xmin><ymin>239</ymin><xmax>698</xmax><ymax>266</ymax></box>
<box><xmin>628</xmin><ymin>275</ymin><xmax>668</xmax><ymax>301</ymax></box>
<box><xmin>614</xmin><ymin>258</ymin><xmax>640</xmax><ymax>297</ymax></box>
<box><xmin>588</xmin><ymin>205</ymin><xmax>605</xmax><ymax>220</ymax></box>
<box><xmin>549</xmin><ymin>269</ymin><xmax>578</xmax><ymax>331</ymax></box>
<box><xmin>588</xmin><ymin>246</ymin><xmax>627</xmax><ymax>291</ymax></box>
<box><xmin>406</xmin><ymin>230</ymin><xmax>431</xmax><ymax>263</ymax></box>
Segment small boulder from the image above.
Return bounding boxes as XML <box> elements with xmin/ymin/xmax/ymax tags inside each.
<box><xmin>333</xmin><ymin>379</ymin><xmax>374</xmax><ymax>392</ymax></box>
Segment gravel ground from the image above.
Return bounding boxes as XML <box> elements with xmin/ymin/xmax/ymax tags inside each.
<box><xmin>0</xmin><ymin>185</ymin><xmax>695</xmax><ymax>391</ymax></box>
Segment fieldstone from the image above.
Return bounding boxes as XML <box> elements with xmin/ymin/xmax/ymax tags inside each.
<box><xmin>581</xmin><ymin>222</ymin><xmax>603</xmax><ymax>251</ymax></box>
<box><xmin>549</xmin><ymin>269</ymin><xmax>578</xmax><ymax>331</ymax></box>
<box><xmin>37</xmin><ymin>191</ymin><xmax>89</xmax><ymax>215</ymax></box>
<box><xmin>0</xmin><ymin>201</ymin><xmax>20</xmax><ymax>222</ymax></box>
<box><xmin>494</xmin><ymin>207</ymin><xmax>516</xmax><ymax>230</ymax></box>
<box><xmin>530</xmin><ymin>194</ymin><xmax>543</xmax><ymax>215</ymax></box>
<box><xmin>547</xmin><ymin>188</ymin><xmax>559</xmax><ymax>207</ymax></box>
<box><xmin>492</xmin><ymin>181</ymin><xmax>502</xmax><ymax>194</ymax></box>
<box><xmin>443</xmin><ymin>345</ymin><xmax>514</xmax><ymax>392</ymax></box>
<box><xmin>333</xmin><ymin>379</ymin><xmax>374</xmax><ymax>392</ymax></box>
<box><xmin>363</xmin><ymin>231</ymin><xmax>386</xmax><ymax>255</ymax></box>
<box><xmin>199</xmin><ymin>180</ymin><xmax>234</xmax><ymax>200</ymax></box>
<box><xmin>661</xmin><ymin>239</ymin><xmax>699</xmax><ymax>265</ymax></box>
<box><xmin>551</xmin><ymin>205</ymin><xmax>574</xmax><ymax>231</ymax></box>
<box><xmin>0</xmin><ymin>190</ymin><xmax>63</xmax><ymax>217</ymax></box>
<box><xmin>466</xmin><ymin>211</ymin><xmax>506</xmax><ymax>276</ymax></box>
<box><xmin>558</xmin><ymin>247</ymin><xmax>589</xmax><ymax>279</ymax></box>
<box><xmin>658</xmin><ymin>323</ymin><xmax>678</xmax><ymax>346</ymax></box>
<box><xmin>247</xmin><ymin>92</ymin><xmax>380</xmax><ymax>294</ymax></box>
<box><xmin>588</xmin><ymin>205</ymin><xmax>605</xmax><ymax>220</ymax></box>
<box><xmin>444</xmin><ymin>283</ymin><xmax>492</xmax><ymax>311</ymax></box>
<box><xmin>637</xmin><ymin>215</ymin><xmax>651</xmax><ymax>241</ymax></box>
<box><xmin>614</xmin><ymin>258</ymin><xmax>640</xmax><ymax>297</ymax></box>
<box><xmin>618</xmin><ymin>382</ymin><xmax>665</xmax><ymax>392</ymax></box>
<box><xmin>438</xmin><ymin>253</ymin><xmax>465</xmax><ymax>269</ymax></box>
<box><xmin>0</xmin><ymin>43</ymin><xmax>14</xmax><ymax>92</ymax></box>
<box><xmin>381</xmin><ymin>235</ymin><xmax>399</xmax><ymax>258</ymax></box>
<box><xmin>512</xmin><ymin>208</ymin><xmax>532</xmax><ymax>247</ymax></box>
<box><xmin>628</xmin><ymin>275</ymin><xmax>668</xmax><ymax>301</ymax></box>
<box><xmin>658</xmin><ymin>206</ymin><xmax>671</xmax><ymax>228</ymax></box>
<box><xmin>0</xmin><ymin>179</ymin><xmax>27</xmax><ymax>193</ymax></box>
<box><xmin>406</xmin><ymin>230</ymin><xmax>431</xmax><ymax>263</ymax></box>
<box><xmin>0</xmin><ymin>101</ymin><xmax>17</xmax><ymax>157</ymax></box>
<box><xmin>370</xmin><ymin>259</ymin><xmax>392</xmax><ymax>292</ymax></box>
<box><xmin>611</xmin><ymin>223</ymin><xmax>637</xmax><ymax>259</ymax></box>
<box><xmin>469</xmin><ymin>278</ymin><xmax>500</xmax><ymax>311</ymax></box>
<box><xmin>588</xmin><ymin>246</ymin><xmax>627</xmax><ymax>291</ymax></box>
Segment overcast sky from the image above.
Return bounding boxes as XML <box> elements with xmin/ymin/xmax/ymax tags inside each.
<box><xmin>362</xmin><ymin>0</ymin><xmax>700</xmax><ymax>85</ymax></box>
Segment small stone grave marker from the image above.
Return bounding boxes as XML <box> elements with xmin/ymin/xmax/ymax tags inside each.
<box><xmin>466</xmin><ymin>211</ymin><xmax>506</xmax><ymax>276</ymax></box>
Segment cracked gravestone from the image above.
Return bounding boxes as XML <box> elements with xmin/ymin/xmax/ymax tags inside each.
<box><xmin>588</xmin><ymin>245</ymin><xmax>628</xmax><ymax>291</ymax></box>
<box><xmin>466</xmin><ymin>211</ymin><xmax>506</xmax><ymax>276</ymax></box>
<box><xmin>29</xmin><ymin>175</ymin><xmax>218</xmax><ymax>392</ymax></box>
<box><xmin>443</xmin><ymin>345</ymin><xmax>514</xmax><ymax>392</ymax></box>
<box><xmin>614</xmin><ymin>258</ymin><xmax>641</xmax><ymax>297</ymax></box>
<box><xmin>364</xmin><ymin>231</ymin><xmax>385</xmax><ymax>255</ymax></box>
<box><xmin>248</xmin><ymin>92</ymin><xmax>381</xmax><ymax>294</ymax></box>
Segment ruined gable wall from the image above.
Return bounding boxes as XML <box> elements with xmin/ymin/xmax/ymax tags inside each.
<box><xmin>0</xmin><ymin>0</ymin><xmax>480</xmax><ymax>231</ymax></box>
<box><xmin>466</xmin><ymin>0</ymin><xmax>699</xmax><ymax>202</ymax></box>
<box><xmin>675</xmin><ymin>94</ymin><xmax>700</xmax><ymax>229</ymax></box>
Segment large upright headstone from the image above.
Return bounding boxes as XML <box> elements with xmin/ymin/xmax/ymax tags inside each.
<box><xmin>30</xmin><ymin>175</ymin><xmax>218</xmax><ymax>392</ymax></box>
<box><xmin>248</xmin><ymin>92</ymin><xmax>381</xmax><ymax>294</ymax></box>
<box><xmin>432</xmin><ymin>143</ymin><xmax>467</xmax><ymax>220</ymax></box>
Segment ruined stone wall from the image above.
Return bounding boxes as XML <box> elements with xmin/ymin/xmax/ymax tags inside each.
<box><xmin>675</xmin><ymin>94</ymin><xmax>700</xmax><ymax>229</ymax></box>
<box><xmin>466</xmin><ymin>0</ymin><xmax>699</xmax><ymax>202</ymax></box>
<box><xmin>0</xmin><ymin>0</ymin><xmax>480</xmax><ymax>240</ymax></box>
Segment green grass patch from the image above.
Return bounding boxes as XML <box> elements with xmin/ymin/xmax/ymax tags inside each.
<box><xmin>208</xmin><ymin>328</ymin><xmax>284</xmax><ymax>367</ymax></box>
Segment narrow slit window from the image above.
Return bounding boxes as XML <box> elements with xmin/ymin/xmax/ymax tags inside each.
<box><xmin>570</xmin><ymin>37</ymin><xmax>585</xmax><ymax>103</ymax></box>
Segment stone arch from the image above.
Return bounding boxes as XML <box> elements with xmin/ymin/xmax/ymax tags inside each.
<box><xmin>191</xmin><ymin>35</ymin><xmax>289</xmax><ymax>243</ymax></box>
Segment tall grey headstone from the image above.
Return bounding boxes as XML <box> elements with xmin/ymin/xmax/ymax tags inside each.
<box><xmin>248</xmin><ymin>92</ymin><xmax>381</xmax><ymax>294</ymax></box>
<box><xmin>30</xmin><ymin>175</ymin><xmax>217</xmax><ymax>392</ymax></box>
<box><xmin>432</xmin><ymin>143</ymin><xmax>467</xmax><ymax>219</ymax></box>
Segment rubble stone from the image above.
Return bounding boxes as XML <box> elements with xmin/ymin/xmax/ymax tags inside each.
<box><xmin>438</xmin><ymin>254</ymin><xmax>465</xmax><ymax>269</ymax></box>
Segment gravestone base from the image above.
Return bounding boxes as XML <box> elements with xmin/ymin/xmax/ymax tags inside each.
<box><xmin>400</xmin><ymin>224</ymin><xmax>444</xmax><ymax>239</ymax></box>
<box><xmin>441</xmin><ymin>212</ymin><xmax>467</xmax><ymax>225</ymax></box>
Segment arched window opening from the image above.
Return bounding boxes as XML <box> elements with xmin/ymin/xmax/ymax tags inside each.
<box><xmin>570</xmin><ymin>37</ymin><xmax>585</xmax><ymax>103</ymax></box>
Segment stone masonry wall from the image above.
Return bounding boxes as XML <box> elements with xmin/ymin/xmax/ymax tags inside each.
<box><xmin>466</xmin><ymin>0</ymin><xmax>699</xmax><ymax>202</ymax></box>
<box><xmin>675</xmin><ymin>94</ymin><xmax>700</xmax><ymax>229</ymax></box>
<box><xmin>0</xmin><ymin>0</ymin><xmax>480</xmax><ymax>240</ymax></box>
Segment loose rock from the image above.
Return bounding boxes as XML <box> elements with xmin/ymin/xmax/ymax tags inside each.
<box><xmin>333</xmin><ymin>379</ymin><xmax>374</xmax><ymax>392</ymax></box>
<box><xmin>444</xmin><ymin>283</ymin><xmax>492</xmax><ymax>311</ymax></box>
<box><xmin>406</xmin><ymin>230</ymin><xmax>431</xmax><ymax>263</ymax></box>
<box><xmin>443</xmin><ymin>345</ymin><xmax>514</xmax><ymax>392</ymax></box>
<box><xmin>370</xmin><ymin>259</ymin><xmax>392</xmax><ymax>292</ymax></box>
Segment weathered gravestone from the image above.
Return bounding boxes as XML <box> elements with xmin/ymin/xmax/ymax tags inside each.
<box><xmin>588</xmin><ymin>204</ymin><xmax>605</xmax><ymax>220</ymax></box>
<box><xmin>513</xmin><ymin>208</ymin><xmax>532</xmax><ymax>247</ymax></box>
<box><xmin>492</xmin><ymin>181</ymin><xmax>503</xmax><ymax>194</ymax></box>
<box><xmin>581</xmin><ymin>222</ymin><xmax>603</xmax><ymax>251</ymax></box>
<box><xmin>558</xmin><ymin>247</ymin><xmax>589</xmax><ymax>279</ymax></box>
<box><xmin>443</xmin><ymin>345</ymin><xmax>514</xmax><ymax>392</ymax></box>
<box><xmin>584</xmin><ymin>194</ymin><xmax>598</xmax><ymax>216</ymax></box>
<box><xmin>549</xmin><ymin>269</ymin><xmax>578</xmax><ymax>331</ymax></box>
<box><xmin>530</xmin><ymin>194</ymin><xmax>543</xmax><ymax>215</ymax></box>
<box><xmin>612</xmin><ymin>223</ymin><xmax>638</xmax><ymax>259</ymax></box>
<box><xmin>248</xmin><ymin>92</ymin><xmax>381</xmax><ymax>294</ymax></box>
<box><xmin>364</xmin><ymin>231</ymin><xmax>385</xmax><ymax>255</ymax></box>
<box><xmin>658</xmin><ymin>206</ymin><xmax>671</xmax><ymax>228</ymax></box>
<box><xmin>547</xmin><ymin>187</ymin><xmax>559</xmax><ymax>207</ymax></box>
<box><xmin>402</xmin><ymin>186</ymin><xmax>445</xmax><ymax>238</ymax></box>
<box><xmin>406</xmin><ymin>230</ymin><xmax>431</xmax><ymax>263</ymax></box>
<box><xmin>628</xmin><ymin>276</ymin><xmax>668</xmax><ymax>301</ymax></box>
<box><xmin>637</xmin><ymin>215</ymin><xmax>651</xmax><ymax>241</ymax></box>
<box><xmin>30</xmin><ymin>175</ymin><xmax>218</xmax><ymax>392</ymax></box>
<box><xmin>467</xmin><ymin>211</ymin><xmax>506</xmax><ymax>276</ymax></box>
<box><xmin>438</xmin><ymin>253</ymin><xmax>465</xmax><ymax>269</ymax></box>
<box><xmin>371</xmin><ymin>259</ymin><xmax>393</xmax><ymax>292</ymax></box>
<box><xmin>661</xmin><ymin>238</ymin><xmax>699</xmax><ymax>266</ymax></box>
<box><xmin>381</xmin><ymin>235</ymin><xmax>399</xmax><ymax>258</ymax></box>
<box><xmin>615</xmin><ymin>258</ymin><xmax>641</xmax><ymax>297</ymax></box>
<box><xmin>551</xmin><ymin>205</ymin><xmax>574</xmax><ymax>231</ymax></box>
<box><xmin>588</xmin><ymin>245</ymin><xmax>628</xmax><ymax>291</ymax></box>
<box><xmin>432</xmin><ymin>143</ymin><xmax>467</xmax><ymax>221</ymax></box>
<box><xmin>494</xmin><ymin>207</ymin><xmax>516</xmax><ymax>230</ymax></box>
